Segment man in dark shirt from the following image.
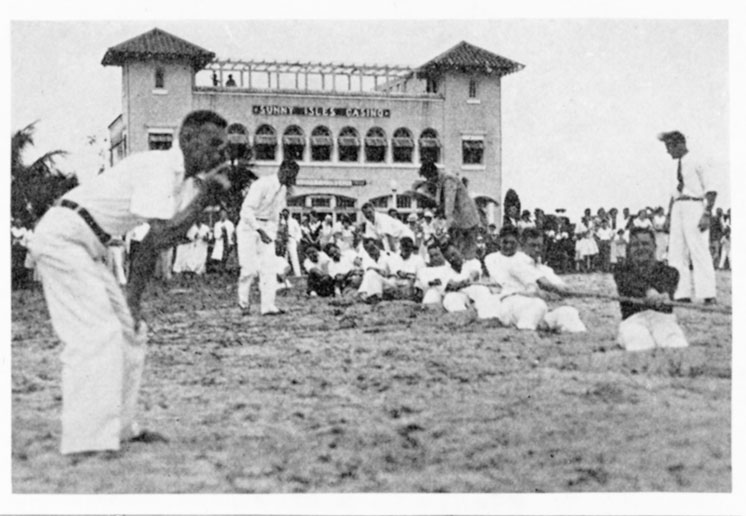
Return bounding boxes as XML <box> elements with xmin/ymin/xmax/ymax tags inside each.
<box><xmin>612</xmin><ymin>226</ymin><xmax>688</xmax><ymax>351</ymax></box>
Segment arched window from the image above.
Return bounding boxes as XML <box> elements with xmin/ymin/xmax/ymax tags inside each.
<box><xmin>155</xmin><ymin>67</ymin><xmax>165</xmax><ymax>89</ymax></box>
<box><xmin>254</xmin><ymin>125</ymin><xmax>277</xmax><ymax>161</ymax></box>
<box><xmin>338</xmin><ymin>127</ymin><xmax>360</xmax><ymax>162</ymax></box>
<box><xmin>364</xmin><ymin>127</ymin><xmax>387</xmax><ymax>163</ymax></box>
<box><xmin>392</xmin><ymin>128</ymin><xmax>414</xmax><ymax>163</ymax></box>
<box><xmin>310</xmin><ymin>126</ymin><xmax>333</xmax><ymax>162</ymax></box>
<box><xmin>282</xmin><ymin>125</ymin><xmax>305</xmax><ymax>161</ymax></box>
<box><xmin>226</xmin><ymin>123</ymin><xmax>250</xmax><ymax>161</ymax></box>
<box><xmin>419</xmin><ymin>128</ymin><xmax>441</xmax><ymax>163</ymax></box>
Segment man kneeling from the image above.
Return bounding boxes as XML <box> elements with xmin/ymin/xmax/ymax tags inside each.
<box><xmin>613</xmin><ymin>226</ymin><xmax>687</xmax><ymax>351</ymax></box>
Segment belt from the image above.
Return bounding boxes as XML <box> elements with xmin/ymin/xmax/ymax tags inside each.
<box><xmin>256</xmin><ymin>218</ymin><xmax>271</xmax><ymax>222</ymax></box>
<box><xmin>675</xmin><ymin>196</ymin><xmax>703</xmax><ymax>202</ymax></box>
<box><xmin>57</xmin><ymin>199</ymin><xmax>112</xmax><ymax>246</ymax></box>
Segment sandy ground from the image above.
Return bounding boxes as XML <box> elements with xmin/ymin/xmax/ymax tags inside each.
<box><xmin>11</xmin><ymin>271</ymin><xmax>731</xmax><ymax>493</ymax></box>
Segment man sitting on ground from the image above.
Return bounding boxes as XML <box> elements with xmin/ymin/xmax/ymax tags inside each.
<box><xmin>389</xmin><ymin>236</ymin><xmax>426</xmax><ymax>301</ymax></box>
<box><xmin>483</xmin><ymin>225</ymin><xmax>551</xmax><ymax>330</ymax></box>
<box><xmin>519</xmin><ymin>227</ymin><xmax>587</xmax><ymax>332</ymax></box>
<box><xmin>612</xmin><ymin>226</ymin><xmax>687</xmax><ymax>351</ymax></box>
<box><xmin>356</xmin><ymin>237</ymin><xmax>399</xmax><ymax>303</ymax></box>
<box><xmin>303</xmin><ymin>244</ymin><xmax>334</xmax><ymax>297</ymax></box>
<box><xmin>324</xmin><ymin>242</ymin><xmax>362</xmax><ymax>297</ymax></box>
<box><xmin>416</xmin><ymin>242</ymin><xmax>456</xmax><ymax>307</ymax></box>
<box><xmin>440</xmin><ymin>243</ymin><xmax>499</xmax><ymax>318</ymax></box>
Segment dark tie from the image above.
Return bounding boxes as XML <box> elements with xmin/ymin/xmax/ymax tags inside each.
<box><xmin>676</xmin><ymin>158</ymin><xmax>684</xmax><ymax>193</ymax></box>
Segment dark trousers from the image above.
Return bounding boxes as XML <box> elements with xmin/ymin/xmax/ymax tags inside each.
<box><xmin>449</xmin><ymin>225</ymin><xmax>479</xmax><ymax>260</ymax></box>
<box><xmin>307</xmin><ymin>270</ymin><xmax>335</xmax><ymax>297</ymax></box>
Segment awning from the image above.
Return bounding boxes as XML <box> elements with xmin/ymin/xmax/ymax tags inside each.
<box><xmin>227</xmin><ymin>133</ymin><xmax>249</xmax><ymax>145</ymax></box>
<box><xmin>364</xmin><ymin>136</ymin><xmax>388</xmax><ymax>147</ymax></box>
<box><xmin>462</xmin><ymin>140</ymin><xmax>484</xmax><ymax>149</ymax></box>
<box><xmin>310</xmin><ymin>135</ymin><xmax>334</xmax><ymax>146</ymax></box>
<box><xmin>392</xmin><ymin>137</ymin><xmax>414</xmax><ymax>148</ymax></box>
<box><xmin>338</xmin><ymin>136</ymin><xmax>360</xmax><ymax>146</ymax></box>
<box><xmin>254</xmin><ymin>135</ymin><xmax>277</xmax><ymax>145</ymax></box>
<box><xmin>419</xmin><ymin>137</ymin><xmax>441</xmax><ymax>148</ymax></box>
<box><xmin>282</xmin><ymin>135</ymin><xmax>306</xmax><ymax>145</ymax></box>
<box><xmin>148</xmin><ymin>133</ymin><xmax>173</xmax><ymax>143</ymax></box>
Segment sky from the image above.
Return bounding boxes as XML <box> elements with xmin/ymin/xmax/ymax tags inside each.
<box><xmin>9</xmin><ymin>16</ymin><xmax>733</xmax><ymax>222</ymax></box>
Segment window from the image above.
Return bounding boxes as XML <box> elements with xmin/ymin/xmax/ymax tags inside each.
<box><xmin>148</xmin><ymin>132</ymin><xmax>173</xmax><ymax>150</ymax></box>
<box><xmin>338</xmin><ymin>127</ymin><xmax>360</xmax><ymax>162</ymax></box>
<box><xmin>426</xmin><ymin>78</ymin><xmax>438</xmax><ymax>94</ymax></box>
<box><xmin>462</xmin><ymin>139</ymin><xmax>484</xmax><ymax>165</ymax></box>
<box><xmin>419</xmin><ymin>128</ymin><xmax>441</xmax><ymax>163</ymax></box>
<box><xmin>155</xmin><ymin>67</ymin><xmax>165</xmax><ymax>89</ymax></box>
<box><xmin>310</xmin><ymin>196</ymin><xmax>331</xmax><ymax>208</ymax></box>
<box><xmin>310</xmin><ymin>126</ymin><xmax>333</xmax><ymax>161</ymax></box>
<box><xmin>392</xmin><ymin>128</ymin><xmax>414</xmax><ymax>163</ymax></box>
<box><xmin>287</xmin><ymin>195</ymin><xmax>306</xmax><ymax>208</ymax></box>
<box><xmin>226</xmin><ymin>123</ymin><xmax>249</xmax><ymax>161</ymax></box>
<box><xmin>396</xmin><ymin>196</ymin><xmax>412</xmax><ymax>209</ymax></box>
<box><xmin>365</xmin><ymin>127</ymin><xmax>387</xmax><ymax>163</ymax></box>
<box><xmin>468</xmin><ymin>79</ymin><xmax>477</xmax><ymax>98</ymax></box>
<box><xmin>254</xmin><ymin>125</ymin><xmax>277</xmax><ymax>161</ymax></box>
<box><xmin>369</xmin><ymin>197</ymin><xmax>389</xmax><ymax>209</ymax></box>
<box><xmin>283</xmin><ymin>125</ymin><xmax>305</xmax><ymax>161</ymax></box>
<box><xmin>336</xmin><ymin>196</ymin><xmax>356</xmax><ymax>209</ymax></box>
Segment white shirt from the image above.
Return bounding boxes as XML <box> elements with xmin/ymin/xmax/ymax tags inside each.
<box><xmin>362</xmin><ymin>212</ymin><xmax>407</xmax><ymax>241</ymax></box>
<box><xmin>394</xmin><ymin>253</ymin><xmax>426</xmax><ymax>277</ymax></box>
<box><xmin>303</xmin><ymin>251</ymin><xmax>331</xmax><ymax>275</ymax></box>
<box><xmin>595</xmin><ymin>226</ymin><xmax>614</xmax><ymax>241</ymax></box>
<box><xmin>360</xmin><ymin>251</ymin><xmax>397</xmax><ymax>277</ymax></box>
<box><xmin>239</xmin><ymin>174</ymin><xmax>286</xmax><ymax>231</ymax></box>
<box><xmin>674</xmin><ymin>151</ymin><xmax>713</xmax><ymax>198</ymax></box>
<box><xmin>484</xmin><ymin>251</ymin><xmax>543</xmax><ymax>296</ymax></box>
<box><xmin>64</xmin><ymin>146</ymin><xmax>192</xmax><ymax>236</ymax></box>
<box><xmin>328</xmin><ymin>251</ymin><xmax>357</xmax><ymax>278</ymax></box>
<box><xmin>287</xmin><ymin>217</ymin><xmax>302</xmax><ymax>241</ymax></box>
<box><xmin>213</xmin><ymin>219</ymin><xmax>235</xmax><ymax>242</ymax></box>
<box><xmin>416</xmin><ymin>264</ymin><xmax>455</xmax><ymax>294</ymax></box>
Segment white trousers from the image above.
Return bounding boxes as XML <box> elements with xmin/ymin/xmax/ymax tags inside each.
<box><xmin>286</xmin><ymin>238</ymin><xmax>302</xmax><ymax>277</ymax></box>
<box><xmin>617</xmin><ymin>310</ymin><xmax>688</xmax><ymax>352</ymax></box>
<box><xmin>358</xmin><ymin>269</ymin><xmax>397</xmax><ymax>297</ymax></box>
<box><xmin>668</xmin><ymin>201</ymin><xmax>716</xmax><ymax>299</ymax></box>
<box><xmin>544</xmin><ymin>306</ymin><xmax>587</xmax><ymax>333</ymax></box>
<box><xmin>29</xmin><ymin>208</ymin><xmax>145</xmax><ymax>454</ymax></box>
<box><xmin>107</xmin><ymin>245</ymin><xmax>127</xmax><ymax>285</ymax></box>
<box><xmin>442</xmin><ymin>285</ymin><xmax>501</xmax><ymax>319</ymax></box>
<box><xmin>498</xmin><ymin>295</ymin><xmax>548</xmax><ymax>330</ymax></box>
<box><xmin>237</xmin><ymin>221</ymin><xmax>279</xmax><ymax>313</ymax></box>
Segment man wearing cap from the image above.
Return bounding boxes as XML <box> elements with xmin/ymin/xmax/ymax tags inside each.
<box><xmin>28</xmin><ymin>110</ymin><xmax>233</xmax><ymax>455</ymax></box>
<box><xmin>236</xmin><ymin>159</ymin><xmax>299</xmax><ymax>315</ymax></box>
<box><xmin>657</xmin><ymin>130</ymin><xmax>717</xmax><ymax>304</ymax></box>
<box><xmin>418</xmin><ymin>161</ymin><xmax>482</xmax><ymax>260</ymax></box>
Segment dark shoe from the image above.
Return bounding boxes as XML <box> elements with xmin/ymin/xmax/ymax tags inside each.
<box><xmin>239</xmin><ymin>305</ymin><xmax>251</xmax><ymax>316</ymax></box>
<box><xmin>68</xmin><ymin>450</ymin><xmax>121</xmax><ymax>464</ymax></box>
<box><xmin>128</xmin><ymin>430</ymin><xmax>169</xmax><ymax>444</ymax></box>
<box><xmin>675</xmin><ymin>297</ymin><xmax>692</xmax><ymax>303</ymax></box>
<box><xmin>262</xmin><ymin>309</ymin><xmax>286</xmax><ymax>316</ymax></box>
<box><xmin>704</xmin><ymin>297</ymin><xmax>717</xmax><ymax>305</ymax></box>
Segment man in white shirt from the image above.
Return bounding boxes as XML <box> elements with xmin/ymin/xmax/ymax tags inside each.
<box><xmin>27</xmin><ymin>110</ymin><xmax>233</xmax><ymax>455</ymax></box>
<box><xmin>280</xmin><ymin>208</ymin><xmax>302</xmax><ymax>277</ymax></box>
<box><xmin>325</xmin><ymin>242</ymin><xmax>361</xmax><ymax>296</ymax></box>
<box><xmin>303</xmin><ymin>245</ymin><xmax>334</xmax><ymax>297</ymax></box>
<box><xmin>658</xmin><ymin>130</ymin><xmax>717</xmax><ymax>303</ymax></box>
<box><xmin>236</xmin><ymin>159</ymin><xmax>299</xmax><ymax>315</ymax></box>
<box><xmin>416</xmin><ymin>242</ymin><xmax>457</xmax><ymax>306</ymax></box>
<box><xmin>386</xmin><ymin>236</ymin><xmax>426</xmax><ymax>301</ymax></box>
<box><xmin>360</xmin><ymin>202</ymin><xmax>407</xmax><ymax>253</ymax></box>
<box><xmin>210</xmin><ymin>209</ymin><xmax>235</xmax><ymax>274</ymax></box>
<box><xmin>440</xmin><ymin>243</ymin><xmax>498</xmax><ymax>318</ymax></box>
<box><xmin>356</xmin><ymin>237</ymin><xmax>399</xmax><ymax>303</ymax></box>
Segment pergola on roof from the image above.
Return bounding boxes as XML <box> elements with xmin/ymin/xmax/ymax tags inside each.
<box><xmin>101</xmin><ymin>27</ymin><xmax>215</xmax><ymax>70</ymax></box>
<box><xmin>206</xmin><ymin>58</ymin><xmax>415</xmax><ymax>78</ymax></box>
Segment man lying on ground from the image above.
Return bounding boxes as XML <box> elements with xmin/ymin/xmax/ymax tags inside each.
<box><xmin>612</xmin><ymin>226</ymin><xmax>687</xmax><ymax>351</ymax></box>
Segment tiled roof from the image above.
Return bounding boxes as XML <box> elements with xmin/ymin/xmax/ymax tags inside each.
<box><xmin>416</xmin><ymin>41</ymin><xmax>524</xmax><ymax>77</ymax></box>
<box><xmin>102</xmin><ymin>27</ymin><xmax>215</xmax><ymax>69</ymax></box>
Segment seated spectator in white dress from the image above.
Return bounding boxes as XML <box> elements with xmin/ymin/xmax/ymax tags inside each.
<box><xmin>613</xmin><ymin>226</ymin><xmax>687</xmax><ymax>351</ymax></box>
<box><xmin>303</xmin><ymin>245</ymin><xmax>334</xmax><ymax>297</ymax></box>
<box><xmin>519</xmin><ymin>227</ymin><xmax>587</xmax><ymax>332</ymax></box>
<box><xmin>356</xmin><ymin>237</ymin><xmax>399</xmax><ymax>303</ymax></box>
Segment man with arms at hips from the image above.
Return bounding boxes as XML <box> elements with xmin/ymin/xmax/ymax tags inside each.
<box><xmin>613</xmin><ymin>226</ymin><xmax>687</xmax><ymax>351</ymax></box>
<box><xmin>28</xmin><ymin>110</ymin><xmax>233</xmax><ymax>456</ymax></box>
<box><xmin>658</xmin><ymin>130</ymin><xmax>717</xmax><ymax>304</ymax></box>
<box><xmin>417</xmin><ymin>160</ymin><xmax>482</xmax><ymax>260</ymax></box>
<box><xmin>236</xmin><ymin>159</ymin><xmax>299</xmax><ymax>315</ymax></box>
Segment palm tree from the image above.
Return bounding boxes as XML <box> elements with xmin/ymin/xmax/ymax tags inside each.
<box><xmin>11</xmin><ymin>121</ymin><xmax>77</xmax><ymax>226</ymax></box>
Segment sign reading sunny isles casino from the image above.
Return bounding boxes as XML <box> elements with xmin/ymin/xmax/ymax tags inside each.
<box><xmin>252</xmin><ymin>105</ymin><xmax>391</xmax><ymax>118</ymax></box>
